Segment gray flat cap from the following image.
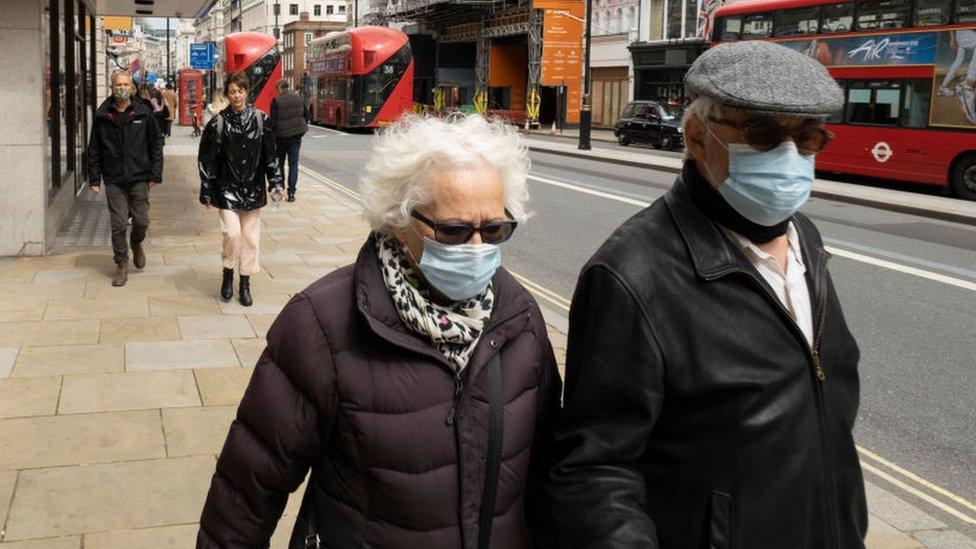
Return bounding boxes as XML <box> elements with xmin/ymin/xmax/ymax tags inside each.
<box><xmin>685</xmin><ymin>40</ymin><xmax>843</xmax><ymax>118</ymax></box>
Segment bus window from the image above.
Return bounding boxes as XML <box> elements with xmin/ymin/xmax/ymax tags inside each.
<box><xmin>876</xmin><ymin>87</ymin><xmax>901</xmax><ymax>123</ymax></box>
<box><xmin>957</xmin><ymin>0</ymin><xmax>976</xmax><ymax>22</ymax></box>
<box><xmin>774</xmin><ymin>6</ymin><xmax>821</xmax><ymax>36</ymax></box>
<box><xmin>915</xmin><ymin>0</ymin><xmax>952</xmax><ymax>25</ymax></box>
<box><xmin>846</xmin><ymin>81</ymin><xmax>902</xmax><ymax>125</ymax></box>
<box><xmin>741</xmin><ymin>13</ymin><xmax>773</xmax><ymax>39</ymax></box>
<box><xmin>821</xmin><ymin>3</ymin><xmax>854</xmax><ymax>33</ymax></box>
<box><xmin>901</xmin><ymin>79</ymin><xmax>932</xmax><ymax>128</ymax></box>
<box><xmin>856</xmin><ymin>0</ymin><xmax>912</xmax><ymax>30</ymax></box>
<box><xmin>846</xmin><ymin>86</ymin><xmax>873</xmax><ymax>123</ymax></box>
<box><xmin>719</xmin><ymin>16</ymin><xmax>743</xmax><ymax>40</ymax></box>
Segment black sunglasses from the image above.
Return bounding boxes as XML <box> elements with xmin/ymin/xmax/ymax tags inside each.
<box><xmin>411</xmin><ymin>210</ymin><xmax>518</xmax><ymax>245</ymax></box>
<box><xmin>708</xmin><ymin>115</ymin><xmax>834</xmax><ymax>155</ymax></box>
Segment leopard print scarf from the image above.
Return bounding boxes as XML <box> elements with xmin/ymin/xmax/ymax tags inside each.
<box><xmin>375</xmin><ymin>232</ymin><xmax>493</xmax><ymax>372</ymax></box>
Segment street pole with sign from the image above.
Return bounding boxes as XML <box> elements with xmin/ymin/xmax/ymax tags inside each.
<box><xmin>578</xmin><ymin>0</ymin><xmax>593</xmax><ymax>150</ymax></box>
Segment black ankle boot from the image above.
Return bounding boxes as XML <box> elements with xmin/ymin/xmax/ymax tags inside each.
<box><xmin>238</xmin><ymin>275</ymin><xmax>253</xmax><ymax>307</ymax></box>
<box><xmin>220</xmin><ymin>268</ymin><xmax>234</xmax><ymax>301</ymax></box>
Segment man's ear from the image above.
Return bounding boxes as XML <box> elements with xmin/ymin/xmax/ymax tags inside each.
<box><xmin>685</xmin><ymin>114</ymin><xmax>706</xmax><ymax>163</ymax></box>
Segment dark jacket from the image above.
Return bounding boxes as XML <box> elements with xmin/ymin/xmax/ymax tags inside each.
<box><xmin>87</xmin><ymin>97</ymin><xmax>164</xmax><ymax>187</ymax></box>
<box><xmin>271</xmin><ymin>90</ymin><xmax>309</xmax><ymax>139</ymax></box>
<box><xmin>197</xmin><ymin>236</ymin><xmax>562</xmax><ymax>548</ymax></box>
<box><xmin>549</xmin><ymin>170</ymin><xmax>866</xmax><ymax>549</ymax></box>
<box><xmin>198</xmin><ymin>105</ymin><xmax>282</xmax><ymax>210</ymax></box>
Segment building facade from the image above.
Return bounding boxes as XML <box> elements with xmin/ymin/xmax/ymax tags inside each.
<box><xmin>281</xmin><ymin>12</ymin><xmax>347</xmax><ymax>91</ymax></box>
<box><xmin>243</xmin><ymin>0</ymin><xmax>350</xmax><ymax>38</ymax></box>
<box><xmin>590</xmin><ymin>0</ymin><xmax>637</xmax><ymax>127</ymax></box>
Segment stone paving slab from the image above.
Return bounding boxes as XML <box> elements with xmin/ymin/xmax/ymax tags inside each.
<box><xmin>231</xmin><ymin>337</ymin><xmax>266</xmax><ymax>368</ymax></box>
<box><xmin>0</xmin><ymin>347</ymin><xmax>18</xmax><ymax>378</ymax></box>
<box><xmin>82</xmin><ymin>524</ymin><xmax>198</xmax><ymax>548</ymax></box>
<box><xmin>148</xmin><ymin>295</ymin><xmax>222</xmax><ymax>316</ymax></box>
<box><xmin>3</xmin><ymin>456</ymin><xmax>214</xmax><ymax>540</ymax></box>
<box><xmin>0</xmin><ymin>298</ymin><xmax>48</xmax><ymax>323</ymax></box>
<box><xmin>177</xmin><ymin>314</ymin><xmax>256</xmax><ymax>340</ymax></box>
<box><xmin>194</xmin><ymin>367</ymin><xmax>253</xmax><ymax>406</ymax></box>
<box><xmin>0</xmin><ymin>320</ymin><xmax>98</xmax><ymax>348</ymax></box>
<box><xmin>12</xmin><ymin>343</ymin><xmax>124</xmax><ymax>377</ymax></box>
<box><xmin>58</xmin><ymin>370</ymin><xmax>200</xmax><ymax>414</ymax></box>
<box><xmin>0</xmin><ymin>470</ymin><xmax>17</xmax><ymax>530</ymax></box>
<box><xmin>867</xmin><ymin>482</ymin><xmax>948</xmax><ymax>532</ymax></box>
<box><xmin>0</xmin><ymin>537</ymin><xmax>81</xmax><ymax>548</ymax></box>
<box><xmin>162</xmin><ymin>405</ymin><xmax>236</xmax><ymax>457</ymax></box>
<box><xmin>0</xmin><ymin>376</ymin><xmax>61</xmax><ymax>419</ymax></box>
<box><xmin>125</xmin><ymin>339</ymin><xmax>239</xmax><ymax>372</ymax></box>
<box><xmin>246</xmin><ymin>314</ymin><xmax>278</xmax><ymax>339</ymax></box>
<box><xmin>0</xmin><ymin>410</ymin><xmax>165</xmax><ymax>471</ymax></box>
<box><xmin>0</xmin><ymin>281</ymin><xmax>87</xmax><ymax>300</ymax></box>
<box><xmin>218</xmin><ymin>293</ymin><xmax>290</xmax><ymax>315</ymax></box>
<box><xmin>43</xmin><ymin>296</ymin><xmax>149</xmax><ymax>321</ymax></box>
<box><xmin>97</xmin><ymin>316</ymin><xmax>180</xmax><ymax>344</ymax></box>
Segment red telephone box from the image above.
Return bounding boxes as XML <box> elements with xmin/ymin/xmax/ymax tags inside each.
<box><xmin>178</xmin><ymin>69</ymin><xmax>204</xmax><ymax>126</ymax></box>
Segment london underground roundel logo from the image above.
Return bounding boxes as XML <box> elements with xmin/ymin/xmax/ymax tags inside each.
<box><xmin>871</xmin><ymin>142</ymin><xmax>893</xmax><ymax>163</ymax></box>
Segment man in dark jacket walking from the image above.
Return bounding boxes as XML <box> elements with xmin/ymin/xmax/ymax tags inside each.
<box><xmin>549</xmin><ymin>41</ymin><xmax>867</xmax><ymax>548</ymax></box>
<box><xmin>87</xmin><ymin>69</ymin><xmax>164</xmax><ymax>286</ymax></box>
<box><xmin>270</xmin><ymin>79</ymin><xmax>309</xmax><ymax>202</ymax></box>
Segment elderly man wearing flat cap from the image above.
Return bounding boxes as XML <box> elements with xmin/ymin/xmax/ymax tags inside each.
<box><xmin>549</xmin><ymin>40</ymin><xmax>867</xmax><ymax>548</ymax></box>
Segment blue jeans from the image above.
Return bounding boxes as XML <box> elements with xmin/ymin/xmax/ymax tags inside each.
<box><xmin>276</xmin><ymin>137</ymin><xmax>302</xmax><ymax>193</ymax></box>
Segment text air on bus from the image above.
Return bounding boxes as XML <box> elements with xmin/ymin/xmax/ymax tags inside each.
<box><xmin>305</xmin><ymin>26</ymin><xmax>414</xmax><ymax>129</ymax></box>
<box><xmin>221</xmin><ymin>32</ymin><xmax>282</xmax><ymax>113</ymax></box>
<box><xmin>711</xmin><ymin>0</ymin><xmax>976</xmax><ymax>200</ymax></box>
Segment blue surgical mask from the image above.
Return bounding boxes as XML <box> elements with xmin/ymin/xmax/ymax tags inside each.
<box><xmin>718</xmin><ymin>141</ymin><xmax>815</xmax><ymax>226</ymax></box>
<box><xmin>415</xmin><ymin>236</ymin><xmax>501</xmax><ymax>301</ymax></box>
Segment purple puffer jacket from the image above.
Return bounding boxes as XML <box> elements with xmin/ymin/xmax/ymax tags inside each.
<box><xmin>197</xmin><ymin>236</ymin><xmax>561</xmax><ymax>548</ymax></box>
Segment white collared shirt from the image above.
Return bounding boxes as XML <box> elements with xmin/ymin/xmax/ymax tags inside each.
<box><xmin>723</xmin><ymin>223</ymin><xmax>814</xmax><ymax>347</ymax></box>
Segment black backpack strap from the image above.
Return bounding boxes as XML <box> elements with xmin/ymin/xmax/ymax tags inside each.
<box><xmin>477</xmin><ymin>353</ymin><xmax>504</xmax><ymax>549</ymax></box>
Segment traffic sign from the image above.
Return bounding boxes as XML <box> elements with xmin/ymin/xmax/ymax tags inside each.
<box><xmin>189</xmin><ymin>42</ymin><xmax>216</xmax><ymax>70</ymax></box>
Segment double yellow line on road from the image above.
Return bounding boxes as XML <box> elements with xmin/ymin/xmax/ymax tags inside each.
<box><xmin>299</xmin><ymin>164</ymin><xmax>976</xmax><ymax>526</ymax></box>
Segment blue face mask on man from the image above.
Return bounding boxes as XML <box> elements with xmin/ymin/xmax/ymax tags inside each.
<box><xmin>706</xmin><ymin>125</ymin><xmax>816</xmax><ymax>227</ymax></box>
<box><xmin>415</xmin><ymin>236</ymin><xmax>501</xmax><ymax>301</ymax></box>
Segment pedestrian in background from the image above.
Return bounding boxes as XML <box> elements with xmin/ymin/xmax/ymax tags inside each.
<box><xmin>197</xmin><ymin>72</ymin><xmax>283</xmax><ymax>307</ymax></box>
<box><xmin>270</xmin><ymin>79</ymin><xmax>309</xmax><ymax>202</ymax></box>
<box><xmin>149</xmin><ymin>88</ymin><xmax>169</xmax><ymax>144</ymax></box>
<box><xmin>163</xmin><ymin>82</ymin><xmax>177</xmax><ymax>137</ymax></box>
<box><xmin>197</xmin><ymin>114</ymin><xmax>560</xmax><ymax>548</ymax></box>
<box><xmin>86</xmin><ymin>69</ymin><xmax>163</xmax><ymax>287</ymax></box>
<box><xmin>549</xmin><ymin>40</ymin><xmax>866</xmax><ymax>548</ymax></box>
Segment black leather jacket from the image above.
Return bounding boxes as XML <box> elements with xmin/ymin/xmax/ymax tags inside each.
<box><xmin>550</xmin><ymin>167</ymin><xmax>867</xmax><ymax>549</ymax></box>
<box><xmin>87</xmin><ymin>98</ymin><xmax>163</xmax><ymax>186</ymax></box>
<box><xmin>198</xmin><ymin>105</ymin><xmax>282</xmax><ymax>210</ymax></box>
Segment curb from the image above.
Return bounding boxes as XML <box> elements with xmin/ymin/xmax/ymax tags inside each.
<box><xmin>526</xmin><ymin>145</ymin><xmax>976</xmax><ymax>228</ymax></box>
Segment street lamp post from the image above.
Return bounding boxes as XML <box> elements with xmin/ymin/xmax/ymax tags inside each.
<box><xmin>578</xmin><ymin>0</ymin><xmax>593</xmax><ymax>150</ymax></box>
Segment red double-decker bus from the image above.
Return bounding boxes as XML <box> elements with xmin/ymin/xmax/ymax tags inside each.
<box><xmin>221</xmin><ymin>32</ymin><xmax>282</xmax><ymax>113</ymax></box>
<box><xmin>712</xmin><ymin>0</ymin><xmax>976</xmax><ymax>200</ymax></box>
<box><xmin>305</xmin><ymin>26</ymin><xmax>414</xmax><ymax>129</ymax></box>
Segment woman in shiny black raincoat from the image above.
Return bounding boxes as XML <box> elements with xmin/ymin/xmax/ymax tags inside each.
<box><xmin>198</xmin><ymin>71</ymin><xmax>283</xmax><ymax>307</ymax></box>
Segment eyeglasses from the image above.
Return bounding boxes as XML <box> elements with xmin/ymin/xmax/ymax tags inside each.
<box><xmin>708</xmin><ymin>115</ymin><xmax>834</xmax><ymax>154</ymax></box>
<box><xmin>411</xmin><ymin>210</ymin><xmax>518</xmax><ymax>245</ymax></box>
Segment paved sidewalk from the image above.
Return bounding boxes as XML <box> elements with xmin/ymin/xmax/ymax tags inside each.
<box><xmin>0</xmin><ymin>126</ymin><xmax>967</xmax><ymax>547</ymax></box>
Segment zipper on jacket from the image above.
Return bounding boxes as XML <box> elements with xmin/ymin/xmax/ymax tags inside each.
<box><xmin>446</xmin><ymin>371</ymin><xmax>463</xmax><ymax>426</ymax></box>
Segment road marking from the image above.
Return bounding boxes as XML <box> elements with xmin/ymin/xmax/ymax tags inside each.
<box><xmin>527</xmin><ymin>172</ymin><xmax>976</xmax><ymax>293</ymax></box>
<box><xmin>302</xmin><ymin>163</ymin><xmax>976</xmax><ymax>524</ymax></box>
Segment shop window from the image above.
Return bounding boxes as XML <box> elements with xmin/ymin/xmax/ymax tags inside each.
<box><xmin>856</xmin><ymin>0</ymin><xmax>911</xmax><ymax>30</ymax></box>
<box><xmin>820</xmin><ymin>3</ymin><xmax>853</xmax><ymax>32</ymax></box>
<box><xmin>915</xmin><ymin>0</ymin><xmax>951</xmax><ymax>25</ymax></box>
<box><xmin>741</xmin><ymin>13</ymin><xmax>772</xmax><ymax>39</ymax></box>
<box><xmin>957</xmin><ymin>0</ymin><xmax>976</xmax><ymax>22</ymax></box>
<box><xmin>901</xmin><ymin>79</ymin><xmax>931</xmax><ymax>128</ymax></box>
<box><xmin>774</xmin><ymin>6</ymin><xmax>820</xmax><ymax>36</ymax></box>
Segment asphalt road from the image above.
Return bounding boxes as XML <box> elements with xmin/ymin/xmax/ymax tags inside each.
<box><xmin>298</xmin><ymin>124</ymin><xmax>976</xmax><ymax>529</ymax></box>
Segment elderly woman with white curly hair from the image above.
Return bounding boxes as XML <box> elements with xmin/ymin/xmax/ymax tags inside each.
<box><xmin>197</xmin><ymin>114</ymin><xmax>562</xmax><ymax>549</ymax></box>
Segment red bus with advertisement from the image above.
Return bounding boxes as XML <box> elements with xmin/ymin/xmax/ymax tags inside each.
<box><xmin>220</xmin><ymin>32</ymin><xmax>282</xmax><ymax>113</ymax></box>
<box><xmin>305</xmin><ymin>26</ymin><xmax>414</xmax><ymax>129</ymax></box>
<box><xmin>712</xmin><ymin>0</ymin><xmax>976</xmax><ymax>200</ymax></box>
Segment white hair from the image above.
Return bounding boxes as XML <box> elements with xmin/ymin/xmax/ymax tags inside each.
<box><xmin>361</xmin><ymin>113</ymin><xmax>531</xmax><ymax>232</ymax></box>
<box><xmin>682</xmin><ymin>95</ymin><xmax>720</xmax><ymax>159</ymax></box>
<box><xmin>110</xmin><ymin>69</ymin><xmax>132</xmax><ymax>85</ymax></box>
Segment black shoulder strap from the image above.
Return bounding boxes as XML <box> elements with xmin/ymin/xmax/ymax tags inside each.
<box><xmin>304</xmin><ymin>481</ymin><xmax>321</xmax><ymax>548</ymax></box>
<box><xmin>477</xmin><ymin>353</ymin><xmax>504</xmax><ymax>549</ymax></box>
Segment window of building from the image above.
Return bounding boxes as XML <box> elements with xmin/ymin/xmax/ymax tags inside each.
<box><xmin>314</xmin><ymin>4</ymin><xmax>321</xmax><ymax>15</ymax></box>
<box><xmin>326</xmin><ymin>4</ymin><xmax>334</xmax><ymax>14</ymax></box>
<box><xmin>774</xmin><ymin>6</ymin><xmax>820</xmax><ymax>36</ymax></box>
<box><xmin>666</xmin><ymin>0</ymin><xmax>683</xmax><ymax>38</ymax></box>
<box><xmin>913</xmin><ymin>0</ymin><xmax>950</xmax><ymax>25</ymax></box>
<box><xmin>741</xmin><ymin>13</ymin><xmax>772</xmax><ymax>39</ymax></box>
<box><xmin>959</xmin><ymin>0</ymin><xmax>976</xmax><ymax>22</ymax></box>
<box><xmin>305</xmin><ymin>32</ymin><xmax>313</xmax><ymax>44</ymax></box>
<box><xmin>855</xmin><ymin>0</ymin><xmax>911</xmax><ymax>30</ymax></box>
<box><xmin>820</xmin><ymin>3</ymin><xmax>853</xmax><ymax>32</ymax></box>
<box><xmin>289</xmin><ymin>3</ymin><xmax>299</xmax><ymax>15</ymax></box>
<box><xmin>338</xmin><ymin>5</ymin><xmax>346</xmax><ymax>13</ymax></box>
<box><xmin>845</xmin><ymin>81</ymin><xmax>901</xmax><ymax>125</ymax></box>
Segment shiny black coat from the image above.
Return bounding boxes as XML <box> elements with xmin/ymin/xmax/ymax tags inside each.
<box><xmin>549</xmin><ymin>171</ymin><xmax>867</xmax><ymax>549</ymax></box>
<box><xmin>198</xmin><ymin>105</ymin><xmax>282</xmax><ymax>210</ymax></box>
<box><xmin>87</xmin><ymin>98</ymin><xmax>163</xmax><ymax>186</ymax></box>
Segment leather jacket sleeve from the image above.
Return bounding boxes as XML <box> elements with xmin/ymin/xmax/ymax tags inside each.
<box><xmin>262</xmin><ymin>112</ymin><xmax>284</xmax><ymax>191</ymax></box>
<box><xmin>549</xmin><ymin>265</ymin><xmax>664</xmax><ymax>548</ymax></box>
<box><xmin>197</xmin><ymin>118</ymin><xmax>218</xmax><ymax>205</ymax></box>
